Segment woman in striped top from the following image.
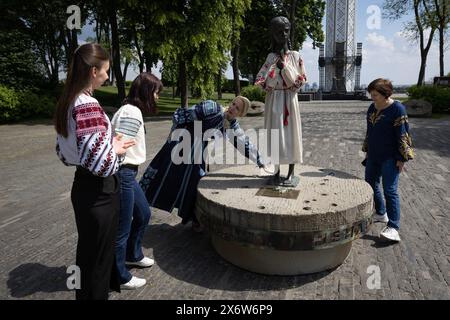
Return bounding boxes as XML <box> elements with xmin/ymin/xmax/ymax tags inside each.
<box><xmin>54</xmin><ymin>43</ymin><xmax>135</xmax><ymax>300</ymax></box>
<box><xmin>111</xmin><ymin>73</ymin><xmax>163</xmax><ymax>290</ymax></box>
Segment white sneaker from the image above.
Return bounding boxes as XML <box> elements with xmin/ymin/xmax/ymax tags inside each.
<box><xmin>125</xmin><ymin>257</ymin><xmax>154</xmax><ymax>268</ymax></box>
<box><xmin>380</xmin><ymin>226</ymin><xmax>401</xmax><ymax>242</ymax></box>
<box><xmin>372</xmin><ymin>212</ymin><xmax>389</xmax><ymax>223</ymax></box>
<box><xmin>120</xmin><ymin>276</ymin><xmax>146</xmax><ymax>290</ymax></box>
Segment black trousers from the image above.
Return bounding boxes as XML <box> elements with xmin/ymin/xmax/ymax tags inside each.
<box><xmin>71</xmin><ymin>167</ymin><xmax>121</xmax><ymax>300</ymax></box>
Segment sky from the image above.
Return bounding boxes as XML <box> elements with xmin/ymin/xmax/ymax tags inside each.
<box><xmin>298</xmin><ymin>0</ymin><xmax>449</xmax><ymax>86</ymax></box>
<box><xmin>79</xmin><ymin>0</ymin><xmax>449</xmax><ymax>86</ymax></box>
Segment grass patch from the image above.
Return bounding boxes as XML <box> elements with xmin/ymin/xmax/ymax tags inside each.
<box><xmin>94</xmin><ymin>86</ymin><xmax>236</xmax><ymax>115</ymax></box>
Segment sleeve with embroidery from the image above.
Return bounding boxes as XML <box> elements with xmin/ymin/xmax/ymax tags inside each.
<box><xmin>226</xmin><ymin>119</ymin><xmax>264</xmax><ymax>167</ymax></box>
<box><xmin>255</xmin><ymin>54</ymin><xmax>278</xmax><ymax>91</ymax></box>
<box><xmin>74</xmin><ymin>102</ymin><xmax>120</xmax><ymax>177</ymax></box>
<box><xmin>112</xmin><ymin>107</ymin><xmax>143</xmax><ymax>139</ymax></box>
<box><xmin>56</xmin><ymin>140</ymin><xmax>69</xmax><ymax>166</ymax></box>
<box><xmin>281</xmin><ymin>52</ymin><xmax>307</xmax><ymax>92</ymax></box>
<box><xmin>362</xmin><ymin>108</ymin><xmax>371</xmax><ymax>153</ymax></box>
<box><xmin>394</xmin><ymin>107</ymin><xmax>414</xmax><ymax>162</ymax></box>
<box><xmin>172</xmin><ymin>106</ymin><xmax>197</xmax><ymax>126</ymax></box>
<box><xmin>362</xmin><ymin>129</ymin><xmax>369</xmax><ymax>152</ymax></box>
<box><xmin>194</xmin><ymin>100</ymin><xmax>222</xmax><ymax>121</ymax></box>
<box><xmin>172</xmin><ymin>100</ymin><xmax>222</xmax><ymax>126</ymax></box>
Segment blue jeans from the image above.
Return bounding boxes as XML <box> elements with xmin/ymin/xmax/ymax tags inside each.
<box><xmin>115</xmin><ymin>167</ymin><xmax>151</xmax><ymax>284</ymax></box>
<box><xmin>365</xmin><ymin>158</ymin><xmax>400</xmax><ymax>230</ymax></box>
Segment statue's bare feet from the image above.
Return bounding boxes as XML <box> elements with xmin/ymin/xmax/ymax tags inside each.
<box><xmin>271</xmin><ymin>170</ymin><xmax>282</xmax><ymax>186</ymax></box>
<box><xmin>283</xmin><ymin>174</ymin><xmax>300</xmax><ymax>187</ymax></box>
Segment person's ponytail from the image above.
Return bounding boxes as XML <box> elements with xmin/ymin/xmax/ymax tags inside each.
<box><xmin>54</xmin><ymin>43</ymin><xmax>109</xmax><ymax>137</ymax></box>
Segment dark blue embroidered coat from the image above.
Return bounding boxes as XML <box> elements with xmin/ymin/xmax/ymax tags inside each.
<box><xmin>362</xmin><ymin>101</ymin><xmax>414</xmax><ymax>162</ymax></box>
<box><xmin>139</xmin><ymin>100</ymin><xmax>263</xmax><ymax>224</ymax></box>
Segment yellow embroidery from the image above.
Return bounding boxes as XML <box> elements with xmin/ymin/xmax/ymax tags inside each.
<box><xmin>394</xmin><ymin>115</ymin><xmax>408</xmax><ymax>127</ymax></box>
<box><xmin>399</xmin><ymin>133</ymin><xmax>414</xmax><ymax>160</ymax></box>
<box><xmin>362</xmin><ymin>134</ymin><xmax>368</xmax><ymax>152</ymax></box>
<box><xmin>369</xmin><ymin>111</ymin><xmax>384</xmax><ymax>125</ymax></box>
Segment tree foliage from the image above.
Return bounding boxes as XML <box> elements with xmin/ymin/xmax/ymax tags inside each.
<box><xmin>239</xmin><ymin>0</ymin><xmax>325</xmax><ymax>83</ymax></box>
<box><xmin>148</xmin><ymin>0</ymin><xmax>251</xmax><ymax>105</ymax></box>
<box><xmin>3</xmin><ymin>0</ymin><xmax>87</xmax><ymax>86</ymax></box>
<box><xmin>238</xmin><ymin>0</ymin><xmax>278</xmax><ymax>82</ymax></box>
<box><xmin>0</xmin><ymin>7</ymin><xmax>44</xmax><ymax>89</ymax></box>
<box><xmin>2</xmin><ymin>0</ymin><xmax>327</xmax><ymax>114</ymax></box>
<box><xmin>383</xmin><ymin>0</ymin><xmax>445</xmax><ymax>85</ymax></box>
<box><xmin>274</xmin><ymin>0</ymin><xmax>325</xmax><ymax>49</ymax></box>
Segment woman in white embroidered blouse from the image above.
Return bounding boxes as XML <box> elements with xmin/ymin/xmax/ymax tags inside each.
<box><xmin>54</xmin><ymin>43</ymin><xmax>134</xmax><ymax>300</ymax></box>
<box><xmin>111</xmin><ymin>73</ymin><xmax>163</xmax><ymax>290</ymax></box>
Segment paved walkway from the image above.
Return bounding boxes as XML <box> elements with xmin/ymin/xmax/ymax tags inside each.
<box><xmin>0</xmin><ymin>102</ymin><xmax>449</xmax><ymax>300</ymax></box>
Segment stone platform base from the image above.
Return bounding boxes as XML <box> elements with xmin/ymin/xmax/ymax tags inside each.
<box><xmin>212</xmin><ymin>235</ymin><xmax>352</xmax><ymax>275</ymax></box>
<box><xmin>196</xmin><ymin>165</ymin><xmax>373</xmax><ymax>276</ymax></box>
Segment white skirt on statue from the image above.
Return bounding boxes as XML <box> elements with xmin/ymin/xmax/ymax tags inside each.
<box><xmin>256</xmin><ymin>51</ymin><xmax>307</xmax><ymax>165</ymax></box>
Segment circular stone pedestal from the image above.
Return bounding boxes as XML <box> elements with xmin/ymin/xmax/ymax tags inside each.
<box><xmin>196</xmin><ymin>165</ymin><xmax>374</xmax><ymax>275</ymax></box>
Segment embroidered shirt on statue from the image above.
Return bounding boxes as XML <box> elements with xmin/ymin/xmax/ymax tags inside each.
<box><xmin>362</xmin><ymin>100</ymin><xmax>414</xmax><ymax>163</ymax></box>
<box><xmin>111</xmin><ymin>104</ymin><xmax>146</xmax><ymax>166</ymax></box>
<box><xmin>56</xmin><ymin>93</ymin><xmax>121</xmax><ymax>177</ymax></box>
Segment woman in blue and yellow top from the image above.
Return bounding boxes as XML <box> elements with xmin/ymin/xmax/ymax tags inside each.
<box><xmin>362</xmin><ymin>78</ymin><xmax>414</xmax><ymax>242</ymax></box>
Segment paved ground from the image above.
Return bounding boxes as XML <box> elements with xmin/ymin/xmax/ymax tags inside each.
<box><xmin>0</xmin><ymin>101</ymin><xmax>449</xmax><ymax>300</ymax></box>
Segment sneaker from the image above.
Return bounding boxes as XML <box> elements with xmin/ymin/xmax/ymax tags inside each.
<box><xmin>380</xmin><ymin>226</ymin><xmax>401</xmax><ymax>242</ymax></box>
<box><xmin>120</xmin><ymin>276</ymin><xmax>146</xmax><ymax>290</ymax></box>
<box><xmin>125</xmin><ymin>257</ymin><xmax>154</xmax><ymax>268</ymax></box>
<box><xmin>372</xmin><ymin>212</ymin><xmax>389</xmax><ymax>223</ymax></box>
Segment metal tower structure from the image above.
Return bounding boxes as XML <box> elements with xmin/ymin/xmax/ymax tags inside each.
<box><xmin>318</xmin><ymin>0</ymin><xmax>362</xmax><ymax>93</ymax></box>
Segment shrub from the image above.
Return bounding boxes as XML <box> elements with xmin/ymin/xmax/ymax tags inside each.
<box><xmin>18</xmin><ymin>90</ymin><xmax>56</xmax><ymax>119</ymax></box>
<box><xmin>0</xmin><ymin>85</ymin><xmax>57</xmax><ymax>123</ymax></box>
<box><xmin>93</xmin><ymin>88</ymin><xmax>122</xmax><ymax>107</ymax></box>
<box><xmin>221</xmin><ymin>79</ymin><xmax>250</xmax><ymax>93</ymax></box>
<box><xmin>240</xmin><ymin>85</ymin><xmax>266</xmax><ymax>102</ymax></box>
<box><xmin>0</xmin><ymin>86</ymin><xmax>20</xmax><ymax>122</ymax></box>
<box><xmin>407</xmin><ymin>85</ymin><xmax>450</xmax><ymax>113</ymax></box>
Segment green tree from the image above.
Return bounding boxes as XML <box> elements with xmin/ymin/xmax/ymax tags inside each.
<box><xmin>86</xmin><ymin>2</ymin><xmax>115</xmax><ymax>84</ymax></box>
<box><xmin>229</xmin><ymin>0</ymin><xmax>252</xmax><ymax>96</ymax></box>
<box><xmin>8</xmin><ymin>0</ymin><xmax>86</xmax><ymax>85</ymax></box>
<box><xmin>0</xmin><ymin>5</ymin><xmax>44</xmax><ymax>89</ymax></box>
<box><xmin>119</xmin><ymin>1</ymin><xmax>166</xmax><ymax>73</ymax></box>
<box><xmin>384</xmin><ymin>0</ymin><xmax>438</xmax><ymax>85</ymax></box>
<box><xmin>239</xmin><ymin>0</ymin><xmax>278</xmax><ymax>83</ymax></box>
<box><xmin>216</xmin><ymin>61</ymin><xmax>229</xmax><ymax>99</ymax></box>
<box><xmin>239</xmin><ymin>0</ymin><xmax>325</xmax><ymax>84</ymax></box>
<box><xmin>161</xmin><ymin>59</ymin><xmax>179</xmax><ymax>98</ymax></box>
<box><xmin>156</xmin><ymin>0</ymin><xmax>250</xmax><ymax>106</ymax></box>
<box><xmin>433</xmin><ymin>0</ymin><xmax>449</xmax><ymax>76</ymax></box>
<box><xmin>106</xmin><ymin>0</ymin><xmax>126</xmax><ymax>101</ymax></box>
<box><xmin>119</xmin><ymin>3</ymin><xmax>145</xmax><ymax>73</ymax></box>
<box><xmin>88</xmin><ymin>0</ymin><xmax>139</xmax><ymax>100</ymax></box>
<box><xmin>274</xmin><ymin>0</ymin><xmax>326</xmax><ymax>50</ymax></box>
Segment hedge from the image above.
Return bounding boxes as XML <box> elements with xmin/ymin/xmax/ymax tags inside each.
<box><xmin>221</xmin><ymin>79</ymin><xmax>250</xmax><ymax>93</ymax></box>
<box><xmin>407</xmin><ymin>85</ymin><xmax>450</xmax><ymax>113</ymax></box>
<box><xmin>240</xmin><ymin>85</ymin><xmax>266</xmax><ymax>102</ymax></box>
<box><xmin>0</xmin><ymin>85</ymin><xmax>56</xmax><ymax>123</ymax></box>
